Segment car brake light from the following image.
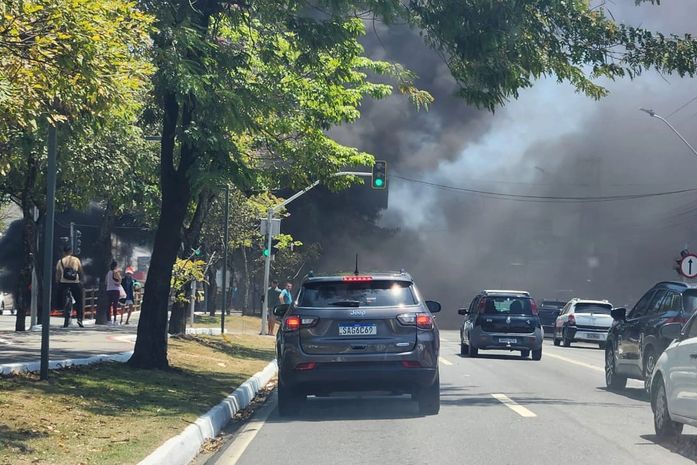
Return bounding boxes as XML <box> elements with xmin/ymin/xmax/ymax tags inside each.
<box><xmin>531</xmin><ymin>299</ymin><xmax>538</xmax><ymax>315</ymax></box>
<box><xmin>401</xmin><ymin>360</ymin><xmax>422</xmax><ymax>368</ymax></box>
<box><xmin>284</xmin><ymin>315</ymin><xmax>301</xmax><ymax>331</ymax></box>
<box><xmin>665</xmin><ymin>316</ymin><xmax>687</xmax><ymax>325</ymax></box>
<box><xmin>478</xmin><ymin>298</ymin><xmax>487</xmax><ymax>312</ymax></box>
<box><xmin>397</xmin><ymin>313</ymin><xmax>416</xmax><ymax>325</ymax></box>
<box><xmin>416</xmin><ymin>313</ymin><xmax>433</xmax><ymax>329</ymax></box>
<box><xmin>295</xmin><ymin>362</ymin><xmax>316</xmax><ymax>371</ymax></box>
<box><xmin>343</xmin><ymin>276</ymin><xmax>373</xmax><ymax>282</ymax></box>
<box><xmin>568</xmin><ymin>313</ymin><xmax>576</xmax><ymax>325</ymax></box>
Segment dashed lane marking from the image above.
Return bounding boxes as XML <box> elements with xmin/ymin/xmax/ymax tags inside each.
<box><xmin>439</xmin><ymin>356</ymin><xmax>453</xmax><ymax>366</ymax></box>
<box><xmin>492</xmin><ymin>393</ymin><xmax>537</xmax><ymax>418</ymax></box>
<box><xmin>545</xmin><ymin>351</ymin><xmax>604</xmax><ymax>373</ymax></box>
<box><xmin>0</xmin><ymin>337</ymin><xmax>13</xmax><ymax>345</ymax></box>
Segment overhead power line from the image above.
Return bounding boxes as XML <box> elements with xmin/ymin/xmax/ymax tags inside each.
<box><xmin>391</xmin><ymin>175</ymin><xmax>697</xmax><ymax>203</ymax></box>
<box><xmin>667</xmin><ymin>94</ymin><xmax>697</xmax><ymax>119</ymax></box>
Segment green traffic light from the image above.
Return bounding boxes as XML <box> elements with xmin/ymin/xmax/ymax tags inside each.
<box><xmin>374</xmin><ymin>178</ymin><xmax>384</xmax><ymax>187</ymax></box>
<box><xmin>263</xmin><ymin>249</ymin><xmax>270</xmax><ymax>257</ymax></box>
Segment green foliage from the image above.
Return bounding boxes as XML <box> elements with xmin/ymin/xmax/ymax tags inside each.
<box><xmin>171</xmin><ymin>258</ymin><xmax>207</xmax><ymax>304</ymax></box>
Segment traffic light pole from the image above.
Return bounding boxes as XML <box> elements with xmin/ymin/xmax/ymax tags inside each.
<box><xmin>260</xmin><ymin>172</ymin><xmax>372</xmax><ymax>335</ymax></box>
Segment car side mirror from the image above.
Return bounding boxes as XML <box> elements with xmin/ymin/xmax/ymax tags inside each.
<box><xmin>273</xmin><ymin>304</ymin><xmax>290</xmax><ymax>317</ymax></box>
<box><xmin>660</xmin><ymin>322</ymin><xmax>683</xmax><ymax>340</ymax></box>
<box><xmin>611</xmin><ymin>307</ymin><xmax>626</xmax><ymax>322</ymax></box>
<box><xmin>458</xmin><ymin>308</ymin><xmax>469</xmax><ymax>315</ymax></box>
<box><xmin>425</xmin><ymin>300</ymin><xmax>441</xmax><ymax>313</ymax></box>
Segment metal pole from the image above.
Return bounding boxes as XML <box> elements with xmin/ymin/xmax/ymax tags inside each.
<box><xmin>69</xmin><ymin>221</ymin><xmax>74</xmax><ymax>251</ymax></box>
<box><xmin>30</xmin><ymin>207</ymin><xmax>39</xmax><ymax>329</ymax></box>
<box><xmin>221</xmin><ymin>186</ymin><xmax>229</xmax><ymax>335</ymax></box>
<box><xmin>261</xmin><ymin>208</ymin><xmax>273</xmax><ymax>335</ymax></box>
<box><xmin>189</xmin><ymin>280</ymin><xmax>196</xmax><ymax>326</ymax></box>
<box><xmin>40</xmin><ymin>124</ymin><xmax>58</xmax><ymax>380</ymax></box>
<box><xmin>640</xmin><ymin>108</ymin><xmax>697</xmax><ymax>157</ymax></box>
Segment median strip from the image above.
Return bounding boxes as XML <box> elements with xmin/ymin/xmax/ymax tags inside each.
<box><xmin>491</xmin><ymin>393</ymin><xmax>537</xmax><ymax>418</ymax></box>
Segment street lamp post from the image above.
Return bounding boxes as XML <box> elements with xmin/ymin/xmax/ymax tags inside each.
<box><xmin>639</xmin><ymin>108</ymin><xmax>697</xmax><ymax>157</ymax></box>
<box><xmin>221</xmin><ymin>185</ymin><xmax>229</xmax><ymax>334</ymax></box>
<box><xmin>260</xmin><ymin>171</ymin><xmax>373</xmax><ymax>335</ymax></box>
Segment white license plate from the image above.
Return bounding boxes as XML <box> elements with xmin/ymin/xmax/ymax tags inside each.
<box><xmin>499</xmin><ymin>338</ymin><xmax>517</xmax><ymax>344</ymax></box>
<box><xmin>339</xmin><ymin>324</ymin><xmax>377</xmax><ymax>336</ymax></box>
<box><xmin>585</xmin><ymin>333</ymin><xmax>605</xmax><ymax>340</ymax></box>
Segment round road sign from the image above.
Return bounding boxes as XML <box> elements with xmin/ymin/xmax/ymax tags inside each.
<box><xmin>680</xmin><ymin>254</ymin><xmax>697</xmax><ymax>278</ymax></box>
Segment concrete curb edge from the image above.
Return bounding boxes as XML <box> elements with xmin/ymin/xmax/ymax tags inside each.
<box><xmin>137</xmin><ymin>359</ymin><xmax>278</xmax><ymax>465</ymax></box>
<box><xmin>0</xmin><ymin>351</ymin><xmax>134</xmax><ymax>376</ymax></box>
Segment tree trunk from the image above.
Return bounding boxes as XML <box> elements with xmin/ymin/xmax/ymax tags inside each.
<box><xmin>182</xmin><ymin>189</ymin><xmax>216</xmax><ymax>254</ymax></box>
<box><xmin>242</xmin><ymin>247</ymin><xmax>250</xmax><ymax>315</ymax></box>
<box><xmin>206</xmin><ymin>264</ymin><xmax>217</xmax><ymax>316</ymax></box>
<box><xmin>168</xmin><ymin>300</ymin><xmax>186</xmax><ymax>335</ymax></box>
<box><xmin>15</xmin><ymin>154</ymin><xmax>40</xmax><ymax>332</ymax></box>
<box><xmin>128</xmin><ymin>91</ymin><xmax>192</xmax><ymax>369</ymax></box>
<box><xmin>95</xmin><ymin>202</ymin><xmax>115</xmax><ymax>325</ymax></box>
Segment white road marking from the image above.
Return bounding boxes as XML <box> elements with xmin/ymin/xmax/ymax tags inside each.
<box><xmin>0</xmin><ymin>337</ymin><xmax>13</xmax><ymax>345</ymax></box>
<box><xmin>491</xmin><ymin>393</ymin><xmax>537</xmax><ymax>418</ymax></box>
<box><xmin>440</xmin><ymin>337</ymin><xmax>451</xmax><ymax>342</ymax></box>
<box><xmin>439</xmin><ymin>356</ymin><xmax>453</xmax><ymax>366</ymax></box>
<box><xmin>214</xmin><ymin>395</ymin><xmax>275</xmax><ymax>464</ymax></box>
<box><xmin>545</xmin><ymin>352</ymin><xmax>604</xmax><ymax>373</ymax></box>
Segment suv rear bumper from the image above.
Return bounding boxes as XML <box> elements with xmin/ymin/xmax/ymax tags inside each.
<box><xmin>470</xmin><ymin>327</ymin><xmax>543</xmax><ymax>351</ymax></box>
<box><xmin>565</xmin><ymin>326</ymin><xmax>609</xmax><ymax>343</ymax></box>
<box><xmin>280</xmin><ymin>363</ymin><xmax>438</xmax><ymax>395</ymax></box>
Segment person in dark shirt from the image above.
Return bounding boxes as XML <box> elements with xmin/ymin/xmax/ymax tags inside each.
<box><xmin>121</xmin><ymin>267</ymin><xmax>137</xmax><ymax>325</ymax></box>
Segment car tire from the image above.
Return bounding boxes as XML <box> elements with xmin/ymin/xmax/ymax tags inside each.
<box><xmin>277</xmin><ymin>381</ymin><xmax>304</xmax><ymax>417</ymax></box>
<box><xmin>643</xmin><ymin>349</ymin><xmax>657</xmax><ymax>396</ymax></box>
<box><xmin>520</xmin><ymin>350</ymin><xmax>530</xmax><ymax>358</ymax></box>
<box><xmin>532</xmin><ymin>349</ymin><xmax>542</xmax><ymax>361</ymax></box>
<box><xmin>653</xmin><ymin>377</ymin><xmax>683</xmax><ymax>441</ymax></box>
<box><xmin>598</xmin><ymin>342</ymin><xmax>606</xmax><ymax>350</ymax></box>
<box><xmin>460</xmin><ymin>342</ymin><xmax>468</xmax><ymax>356</ymax></box>
<box><xmin>553</xmin><ymin>337</ymin><xmax>560</xmax><ymax>346</ymax></box>
<box><xmin>562</xmin><ymin>329</ymin><xmax>572</xmax><ymax>347</ymax></box>
<box><xmin>468</xmin><ymin>344</ymin><xmax>478</xmax><ymax>357</ymax></box>
<box><xmin>417</xmin><ymin>373</ymin><xmax>440</xmax><ymax>416</ymax></box>
<box><xmin>605</xmin><ymin>345</ymin><xmax>627</xmax><ymax>391</ymax></box>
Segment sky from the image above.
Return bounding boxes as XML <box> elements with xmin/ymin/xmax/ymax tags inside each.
<box><xmin>287</xmin><ymin>0</ymin><xmax>697</xmax><ymax>328</ymax></box>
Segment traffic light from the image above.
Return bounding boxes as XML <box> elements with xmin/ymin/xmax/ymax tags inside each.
<box><xmin>371</xmin><ymin>160</ymin><xmax>387</xmax><ymax>189</ymax></box>
<box><xmin>263</xmin><ymin>240</ymin><xmax>279</xmax><ymax>257</ymax></box>
<box><xmin>74</xmin><ymin>229</ymin><xmax>82</xmax><ymax>255</ymax></box>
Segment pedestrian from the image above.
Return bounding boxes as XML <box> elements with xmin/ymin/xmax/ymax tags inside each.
<box><xmin>279</xmin><ymin>281</ymin><xmax>293</xmax><ymax>305</ymax></box>
<box><xmin>105</xmin><ymin>260</ymin><xmax>122</xmax><ymax>325</ymax></box>
<box><xmin>266</xmin><ymin>279</ymin><xmax>281</xmax><ymax>335</ymax></box>
<box><xmin>55</xmin><ymin>245</ymin><xmax>84</xmax><ymax>328</ymax></box>
<box><xmin>121</xmin><ymin>266</ymin><xmax>137</xmax><ymax>325</ymax></box>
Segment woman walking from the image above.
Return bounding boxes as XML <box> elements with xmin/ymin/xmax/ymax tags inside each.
<box><xmin>105</xmin><ymin>260</ymin><xmax>122</xmax><ymax>325</ymax></box>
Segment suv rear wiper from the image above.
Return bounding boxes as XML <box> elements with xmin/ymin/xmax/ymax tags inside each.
<box><xmin>329</xmin><ymin>300</ymin><xmax>361</xmax><ymax>307</ymax></box>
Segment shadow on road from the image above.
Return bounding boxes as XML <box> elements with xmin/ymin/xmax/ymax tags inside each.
<box><xmin>640</xmin><ymin>434</ymin><xmax>697</xmax><ymax>463</ymax></box>
<box><xmin>598</xmin><ymin>386</ymin><xmax>649</xmax><ymax>403</ymax></box>
<box><xmin>456</xmin><ymin>353</ymin><xmax>531</xmax><ymax>361</ymax></box>
<box><xmin>268</xmin><ymin>394</ymin><xmax>423</xmax><ymax>422</ymax></box>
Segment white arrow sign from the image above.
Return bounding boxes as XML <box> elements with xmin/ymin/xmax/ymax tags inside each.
<box><xmin>680</xmin><ymin>254</ymin><xmax>697</xmax><ymax>278</ymax></box>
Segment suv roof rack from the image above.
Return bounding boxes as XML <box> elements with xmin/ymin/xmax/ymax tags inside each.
<box><xmin>482</xmin><ymin>290</ymin><xmax>530</xmax><ymax>296</ymax></box>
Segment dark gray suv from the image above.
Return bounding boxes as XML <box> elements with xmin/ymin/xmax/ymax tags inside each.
<box><xmin>273</xmin><ymin>272</ymin><xmax>441</xmax><ymax>416</ymax></box>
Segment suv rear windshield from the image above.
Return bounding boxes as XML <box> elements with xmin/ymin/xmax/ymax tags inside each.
<box><xmin>481</xmin><ymin>296</ymin><xmax>534</xmax><ymax>315</ymax></box>
<box><xmin>299</xmin><ymin>280</ymin><xmax>417</xmax><ymax>308</ymax></box>
<box><xmin>574</xmin><ymin>303</ymin><xmax>611</xmax><ymax>314</ymax></box>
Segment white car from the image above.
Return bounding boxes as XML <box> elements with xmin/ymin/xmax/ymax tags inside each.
<box><xmin>0</xmin><ymin>292</ymin><xmax>14</xmax><ymax>315</ymax></box>
<box><xmin>553</xmin><ymin>298</ymin><xmax>613</xmax><ymax>348</ymax></box>
<box><xmin>650</xmin><ymin>313</ymin><xmax>697</xmax><ymax>440</ymax></box>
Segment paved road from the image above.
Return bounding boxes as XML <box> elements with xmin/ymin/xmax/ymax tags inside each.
<box><xmin>0</xmin><ymin>314</ymin><xmax>138</xmax><ymax>364</ymax></box>
<box><xmin>202</xmin><ymin>330</ymin><xmax>697</xmax><ymax>465</ymax></box>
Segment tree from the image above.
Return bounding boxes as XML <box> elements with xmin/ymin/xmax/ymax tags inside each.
<box><xmin>167</xmin><ymin>257</ymin><xmax>207</xmax><ymax>335</ymax></box>
<box><xmin>131</xmin><ymin>0</ymin><xmax>697</xmax><ymax>369</ymax></box>
<box><xmin>0</xmin><ymin>0</ymin><xmax>153</xmax><ymax>330</ymax></box>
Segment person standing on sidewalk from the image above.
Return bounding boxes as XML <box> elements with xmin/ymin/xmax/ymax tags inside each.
<box><xmin>266</xmin><ymin>280</ymin><xmax>281</xmax><ymax>335</ymax></box>
<box><xmin>279</xmin><ymin>282</ymin><xmax>293</xmax><ymax>305</ymax></box>
<box><xmin>105</xmin><ymin>261</ymin><xmax>122</xmax><ymax>325</ymax></box>
<box><xmin>121</xmin><ymin>266</ymin><xmax>137</xmax><ymax>325</ymax></box>
<box><xmin>55</xmin><ymin>245</ymin><xmax>84</xmax><ymax>328</ymax></box>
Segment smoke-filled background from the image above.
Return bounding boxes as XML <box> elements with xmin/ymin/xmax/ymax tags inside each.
<box><xmin>284</xmin><ymin>1</ymin><xmax>697</xmax><ymax>328</ymax></box>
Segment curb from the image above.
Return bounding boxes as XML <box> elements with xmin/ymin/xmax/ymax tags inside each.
<box><xmin>137</xmin><ymin>359</ymin><xmax>278</xmax><ymax>465</ymax></box>
<box><xmin>185</xmin><ymin>328</ymin><xmax>229</xmax><ymax>336</ymax></box>
<box><xmin>0</xmin><ymin>351</ymin><xmax>133</xmax><ymax>376</ymax></box>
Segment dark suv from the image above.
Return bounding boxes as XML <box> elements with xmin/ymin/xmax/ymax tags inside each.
<box><xmin>459</xmin><ymin>290</ymin><xmax>544</xmax><ymax>360</ymax></box>
<box><xmin>605</xmin><ymin>281</ymin><xmax>697</xmax><ymax>393</ymax></box>
<box><xmin>273</xmin><ymin>272</ymin><xmax>442</xmax><ymax>416</ymax></box>
<box><xmin>538</xmin><ymin>299</ymin><xmax>567</xmax><ymax>335</ymax></box>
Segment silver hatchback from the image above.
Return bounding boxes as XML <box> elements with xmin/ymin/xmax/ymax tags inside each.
<box><xmin>273</xmin><ymin>272</ymin><xmax>442</xmax><ymax>416</ymax></box>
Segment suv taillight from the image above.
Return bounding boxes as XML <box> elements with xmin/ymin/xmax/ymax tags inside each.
<box><xmin>397</xmin><ymin>312</ymin><xmax>433</xmax><ymax>329</ymax></box>
<box><xmin>283</xmin><ymin>315</ymin><xmax>318</xmax><ymax>332</ymax></box>
<box><xmin>568</xmin><ymin>313</ymin><xmax>576</xmax><ymax>325</ymax></box>
<box><xmin>531</xmin><ymin>299</ymin><xmax>538</xmax><ymax>315</ymax></box>
<box><xmin>478</xmin><ymin>298</ymin><xmax>487</xmax><ymax>312</ymax></box>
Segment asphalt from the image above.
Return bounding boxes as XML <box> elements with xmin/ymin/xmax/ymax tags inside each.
<box><xmin>0</xmin><ymin>314</ymin><xmax>138</xmax><ymax>364</ymax></box>
<box><xmin>202</xmin><ymin>330</ymin><xmax>697</xmax><ymax>465</ymax></box>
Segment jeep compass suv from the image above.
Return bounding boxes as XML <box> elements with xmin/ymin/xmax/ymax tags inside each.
<box><xmin>273</xmin><ymin>272</ymin><xmax>442</xmax><ymax>416</ymax></box>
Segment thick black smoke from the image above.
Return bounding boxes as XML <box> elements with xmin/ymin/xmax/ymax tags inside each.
<box><xmin>285</xmin><ymin>2</ymin><xmax>697</xmax><ymax>329</ymax></box>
